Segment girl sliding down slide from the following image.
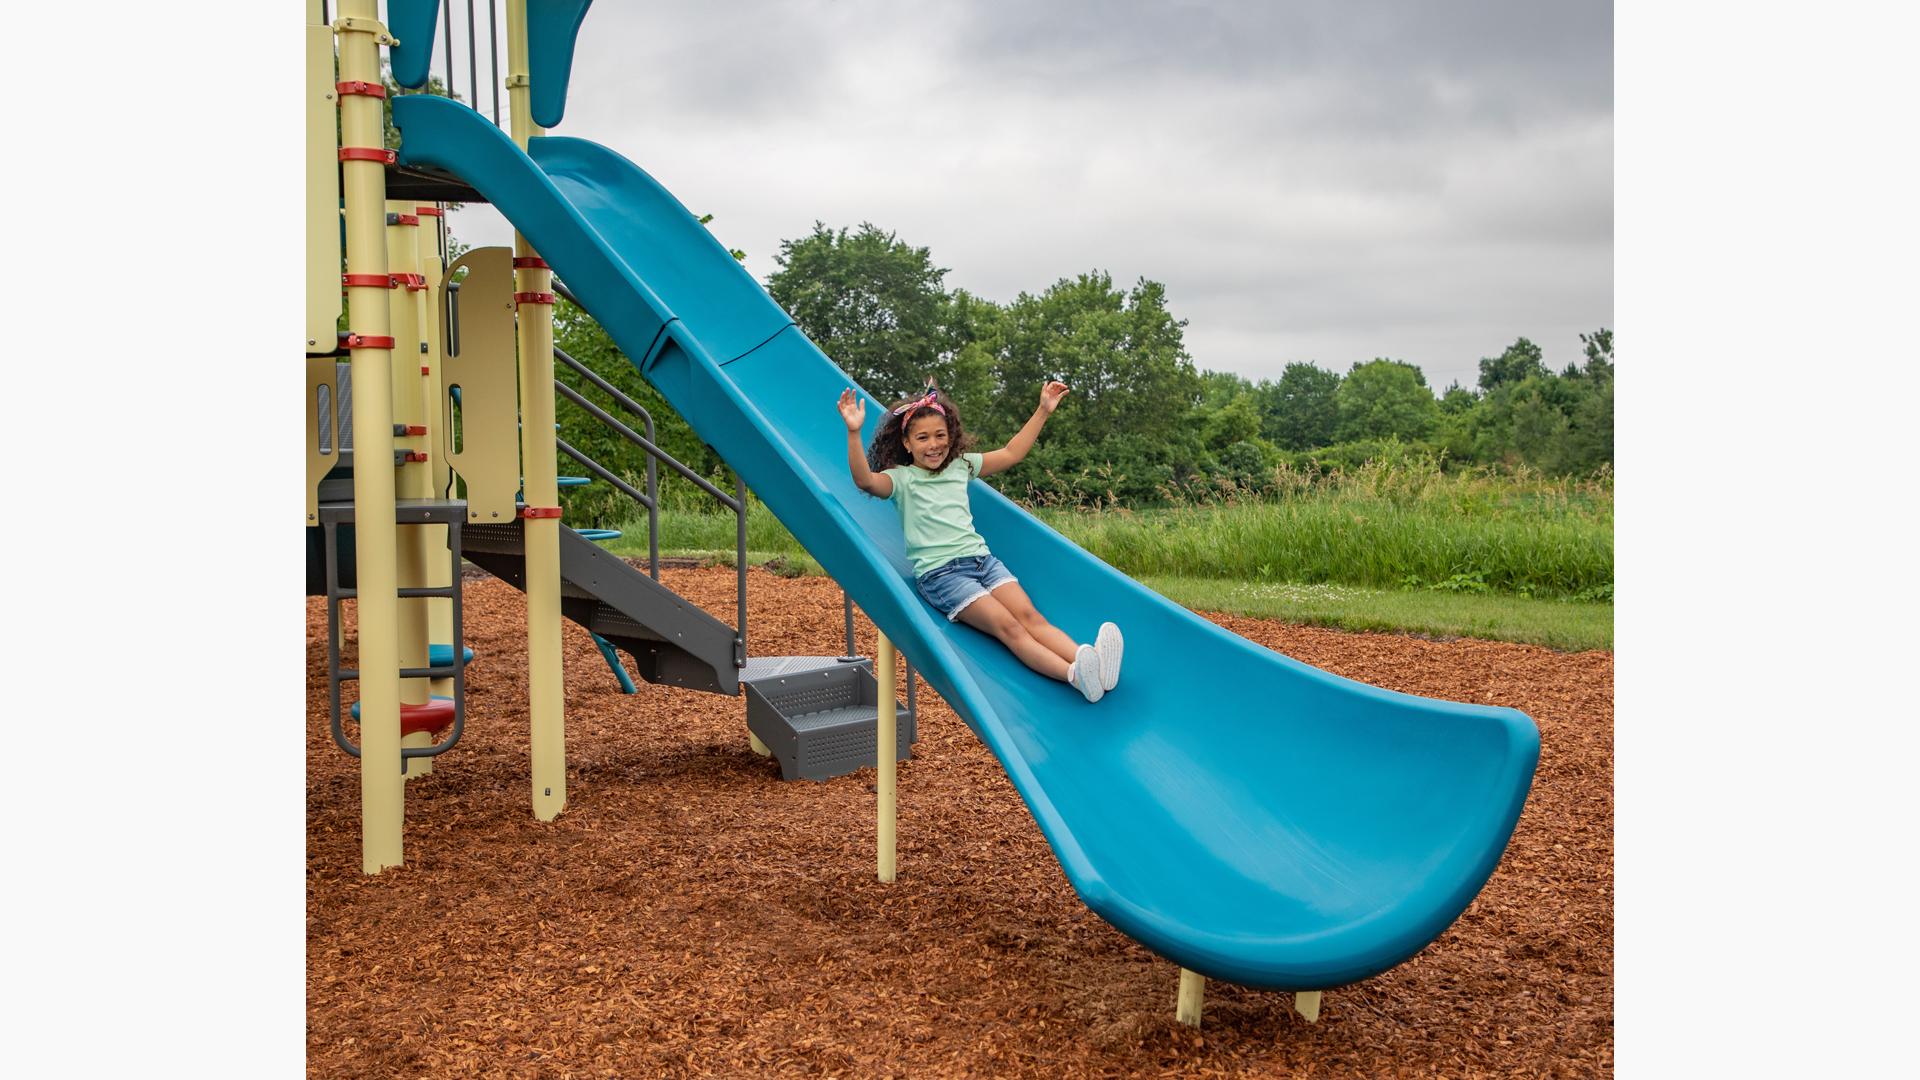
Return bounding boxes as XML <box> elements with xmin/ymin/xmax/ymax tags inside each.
<box><xmin>838</xmin><ymin>379</ymin><xmax>1123</xmax><ymax>703</ymax></box>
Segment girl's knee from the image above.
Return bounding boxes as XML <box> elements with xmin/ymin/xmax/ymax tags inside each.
<box><xmin>993</xmin><ymin>616</ymin><xmax>1033</xmax><ymax>644</ymax></box>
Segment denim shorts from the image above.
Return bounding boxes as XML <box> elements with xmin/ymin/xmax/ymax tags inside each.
<box><xmin>915</xmin><ymin>554</ymin><xmax>1018</xmax><ymax>621</ymax></box>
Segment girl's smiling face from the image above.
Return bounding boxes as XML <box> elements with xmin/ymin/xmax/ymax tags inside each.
<box><xmin>902</xmin><ymin>413</ymin><xmax>950</xmax><ymax>470</ymax></box>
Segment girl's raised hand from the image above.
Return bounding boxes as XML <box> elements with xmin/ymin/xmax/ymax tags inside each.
<box><xmin>1039</xmin><ymin>380</ymin><xmax>1070</xmax><ymax>415</ymax></box>
<box><xmin>837</xmin><ymin>388</ymin><xmax>867</xmax><ymax>432</ymax></box>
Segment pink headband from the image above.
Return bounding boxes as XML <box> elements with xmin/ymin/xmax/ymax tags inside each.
<box><xmin>892</xmin><ymin>391</ymin><xmax>945</xmax><ymax>418</ymax></box>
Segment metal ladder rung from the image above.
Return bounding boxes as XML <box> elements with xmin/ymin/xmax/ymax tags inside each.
<box><xmin>330</xmin><ymin>586</ymin><xmax>461</xmax><ymax>600</ymax></box>
<box><xmin>335</xmin><ymin>664</ymin><xmax>463</xmax><ymax>682</ymax></box>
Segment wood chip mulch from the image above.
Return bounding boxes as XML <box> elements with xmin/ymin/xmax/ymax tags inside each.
<box><xmin>308</xmin><ymin>565</ymin><xmax>1612</xmax><ymax>1078</ymax></box>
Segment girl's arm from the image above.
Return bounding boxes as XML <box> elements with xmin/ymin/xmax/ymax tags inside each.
<box><xmin>838</xmin><ymin>389</ymin><xmax>893</xmax><ymax>497</ymax></box>
<box><xmin>980</xmin><ymin>381</ymin><xmax>1069</xmax><ymax>477</ymax></box>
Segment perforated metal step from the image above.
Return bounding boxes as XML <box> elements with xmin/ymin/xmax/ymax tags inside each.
<box><xmin>743</xmin><ymin>659</ymin><xmax>915</xmax><ymax>781</ymax></box>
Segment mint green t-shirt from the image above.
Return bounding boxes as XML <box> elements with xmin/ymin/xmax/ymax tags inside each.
<box><xmin>882</xmin><ymin>452</ymin><xmax>991</xmax><ymax>576</ymax></box>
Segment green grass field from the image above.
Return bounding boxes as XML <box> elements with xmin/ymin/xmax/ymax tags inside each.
<box><xmin>1133</xmin><ymin>575</ymin><xmax>1610</xmax><ymax>651</ymax></box>
<box><xmin>595</xmin><ymin>460</ymin><xmax>1613</xmax><ymax>651</ymax></box>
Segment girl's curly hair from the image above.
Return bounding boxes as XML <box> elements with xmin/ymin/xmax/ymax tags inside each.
<box><xmin>866</xmin><ymin>382</ymin><xmax>977</xmax><ymax>475</ymax></box>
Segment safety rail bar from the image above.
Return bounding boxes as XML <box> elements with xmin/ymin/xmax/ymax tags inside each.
<box><xmin>552</xmin><ymin>343</ymin><xmax>660</xmax><ymax>575</ymax></box>
<box><xmin>549</xmin><ymin>279</ymin><xmax>748</xmax><ymax>669</ymax></box>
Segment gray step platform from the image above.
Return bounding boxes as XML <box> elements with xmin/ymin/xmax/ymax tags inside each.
<box><xmin>743</xmin><ymin>656</ymin><xmax>916</xmax><ymax>782</ymax></box>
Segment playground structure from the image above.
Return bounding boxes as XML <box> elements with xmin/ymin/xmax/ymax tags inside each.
<box><xmin>306</xmin><ymin>0</ymin><xmax>1541</xmax><ymax>1032</ymax></box>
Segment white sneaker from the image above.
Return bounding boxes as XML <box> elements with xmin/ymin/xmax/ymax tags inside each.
<box><xmin>1095</xmin><ymin>622</ymin><xmax>1123</xmax><ymax>692</ymax></box>
<box><xmin>1068</xmin><ymin>644</ymin><xmax>1105</xmax><ymax>703</ymax></box>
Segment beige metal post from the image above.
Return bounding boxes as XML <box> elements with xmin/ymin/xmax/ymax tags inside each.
<box><xmin>877</xmin><ymin>634</ymin><xmax>897</xmax><ymax>882</ymax></box>
<box><xmin>1295</xmin><ymin>991</ymin><xmax>1322</xmax><ymax>1023</ymax></box>
<box><xmin>506</xmin><ymin>0</ymin><xmax>566</xmax><ymax>820</ymax></box>
<box><xmin>1176</xmin><ymin>969</ymin><xmax>1204</xmax><ymax>1027</ymax></box>
<box><xmin>335</xmin><ymin>0</ymin><xmax>403</xmax><ymax>872</ymax></box>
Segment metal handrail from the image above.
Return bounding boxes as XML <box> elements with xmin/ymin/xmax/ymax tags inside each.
<box><xmin>549</xmin><ymin>291</ymin><xmax>749</xmax><ymax>668</ymax></box>
<box><xmin>556</xmin><ymin>438</ymin><xmax>654</xmax><ymax>509</ymax></box>
<box><xmin>552</xmin><ymin>381</ymin><xmax>740</xmax><ymax>511</ymax></box>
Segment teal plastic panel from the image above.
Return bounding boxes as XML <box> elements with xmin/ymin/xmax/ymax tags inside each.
<box><xmin>389</xmin><ymin>91</ymin><xmax>1540</xmax><ymax>991</ymax></box>
<box><xmin>386</xmin><ymin>0</ymin><xmax>442</xmax><ymax>89</ymax></box>
<box><xmin>529</xmin><ymin>0</ymin><xmax>595</xmax><ymax>128</ymax></box>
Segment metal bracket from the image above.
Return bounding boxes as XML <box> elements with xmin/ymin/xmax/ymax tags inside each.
<box><xmin>504</xmin><ymin>73</ymin><xmax>530</xmax><ymax>89</ymax></box>
<box><xmin>332</xmin><ymin>16</ymin><xmax>400</xmax><ymax>46</ymax></box>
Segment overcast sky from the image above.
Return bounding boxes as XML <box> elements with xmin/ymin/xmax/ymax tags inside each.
<box><xmin>438</xmin><ymin>0</ymin><xmax>1612</xmax><ymax>393</ymax></box>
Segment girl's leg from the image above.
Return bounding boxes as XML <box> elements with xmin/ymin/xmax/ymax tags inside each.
<box><xmin>986</xmin><ymin>582</ymin><xmax>1079</xmax><ymax>663</ymax></box>
<box><xmin>955</xmin><ymin>593</ymin><xmax>1072</xmax><ymax>681</ymax></box>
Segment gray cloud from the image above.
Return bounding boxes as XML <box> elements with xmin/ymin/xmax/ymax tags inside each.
<box><xmin>445</xmin><ymin>0</ymin><xmax>1612</xmax><ymax>390</ymax></box>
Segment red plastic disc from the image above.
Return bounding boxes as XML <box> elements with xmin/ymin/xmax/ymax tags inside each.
<box><xmin>398</xmin><ymin>697</ymin><xmax>456</xmax><ymax>736</ymax></box>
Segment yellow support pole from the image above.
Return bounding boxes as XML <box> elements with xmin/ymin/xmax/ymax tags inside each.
<box><xmin>1295</xmin><ymin>990</ymin><xmax>1322</xmax><ymax>1023</ymax></box>
<box><xmin>336</xmin><ymin>0</ymin><xmax>403</xmax><ymax>873</ymax></box>
<box><xmin>877</xmin><ymin>634</ymin><xmax>896</xmax><ymax>882</ymax></box>
<box><xmin>1176</xmin><ymin>969</ymin><xmax>1204</xmax><ymax>1027</ymax></box>
<box><xmin>388</xmin><ymin>199</ymin><xmax>434</xmax><ymax>774</ymax></box>
<box><xmin>506</xmin><ymin>0</ymin><xmax>566</xmax><ymax>821</ymax></box>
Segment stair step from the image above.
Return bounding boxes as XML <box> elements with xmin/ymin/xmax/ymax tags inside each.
<box><xmin>744</xmin><ymin>660</ymin><xmax>915</xmax><ymax>782</ymax></box>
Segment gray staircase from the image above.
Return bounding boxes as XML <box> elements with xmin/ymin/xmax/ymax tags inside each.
<box><xmin>743</xmin><ymin>656</ymin><xmax>916</xmax><ymax>781</ymax></box>
<box><xmin>461</xmin><ymin>519</ymin><xmax>744</xmax><ymax>695</ymax></box>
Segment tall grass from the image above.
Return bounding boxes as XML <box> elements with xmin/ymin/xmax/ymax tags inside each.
<box><xmin>600</xmin><ymin>455</ymin><xmax>1614</xmax><ymax>601</ymax></box>
<box><xmin>1037</xmin><ymin>459</ymin><xmax>1612</xmax><ymax>600</ymax></box>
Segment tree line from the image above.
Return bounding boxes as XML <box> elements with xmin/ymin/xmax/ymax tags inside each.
<box><xmin>551</xmin><ymin>220</ymin><xmax>1612</xmax><ymax>518</ymax></box>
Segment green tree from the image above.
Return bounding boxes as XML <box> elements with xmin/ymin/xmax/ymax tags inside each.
<box><xmin>1433</xmin><ymin>381</ymin><xmax>1482</xmax><ymax>464</ymax></box>
<box><xmin>1478</xmin><ymin>337</ymin><xmax>1549</xmax><ymax>393</ymax></box>
<box><xmin>766</xmin><ymin>222</ymin><xmax>953</xmax><ymax>403</ymax></box>
<box><xmin>1199</xmin><ymin>369</ymin><xmax>1254</xmax><ymax>410</ymax></box>
<box><xmin>973</xmin><ymin>272</ymin><xmax>1204</xmax><ymax>502</ymax></box>
<box><xmin>1201</xmin><ymin>392</ymin><xmax>1263</xmax><ymax>453</ymax></box>
<box><xmin>1509</xmin><ymin>379</ymin><xmax>1575</xmax><ymax>473</ymax></box>
<box><xmin>1336</xmin><ymin>359</ymin><xmax>1439</xmax><ymax>442</ymax></box>
<box><xmin>1262</xmin><ymin>362</ymin><xmax>1342</xmax><ymax>450</ymax></box>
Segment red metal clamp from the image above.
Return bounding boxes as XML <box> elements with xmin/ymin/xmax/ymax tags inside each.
<box><xmin>512</xmin><ymin>256</ymin><xmax>549</xmax><ymax>269</ymax></box>
<box><xmin>403</xmin><ymin>451</ymin><xmax>429</xmax><ymax>463</ymax></box>
<box><xmin>392</xmin><ymin>272</ymin><xmax>428</xmax><ymax>291</ymax></box>
<box><xmin>343</xmin><ymin>334</ymin><xmax>396</xmax><ymax>350</ymax></box>
<box><xmin>339</xmin><ymin>147</ymin><xmax>397</xmax><ymax>164</ymax></box>
<box><xmin>335</xmin><ymin>81</ymin><xmax>387</xmax><ymax>99</ymax></box>
<box><xmin>415</xmin><ymin>206</ymin><xmax>444</xmax><ymax>217</ymax></box>
<box><xmin>515</xmin><ymin>291</ymin><xmax>557</xmax><ymax>307</ymax></box>
<box><xmin>519</xmin><ymin>506</ymin><xmax>563</xmax><ymax>520</ymax></box>
<box><xmin>420</xmin><ymin>365</ymin><xmax>432</xmax><ymax>376</ymax></box>
<box><xmin>404</xmin><ymin>424</ymin><xmax>428</xmax><ymax>436</ymax></box>
<box><xmin>387</xmin><ymin>212</ymin><xmax>420</xmax><ymax>227</ymax></box>
<box><xmin>341</xmin><ymin>273</ymin><xmax>395</xmax><ymax>289</ymax></box>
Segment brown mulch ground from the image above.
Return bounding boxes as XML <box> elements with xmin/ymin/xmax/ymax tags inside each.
<box><xmin>308</xmin><ymin>565</ymin><xmax>1613</xmax><ymax>1078</ymax></box>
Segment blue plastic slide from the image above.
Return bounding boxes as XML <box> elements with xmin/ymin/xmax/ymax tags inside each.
<box><xmin>394</xmin><ymin>95</ymin><xmax>1539</xmax><ymax>991</ymax></box>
